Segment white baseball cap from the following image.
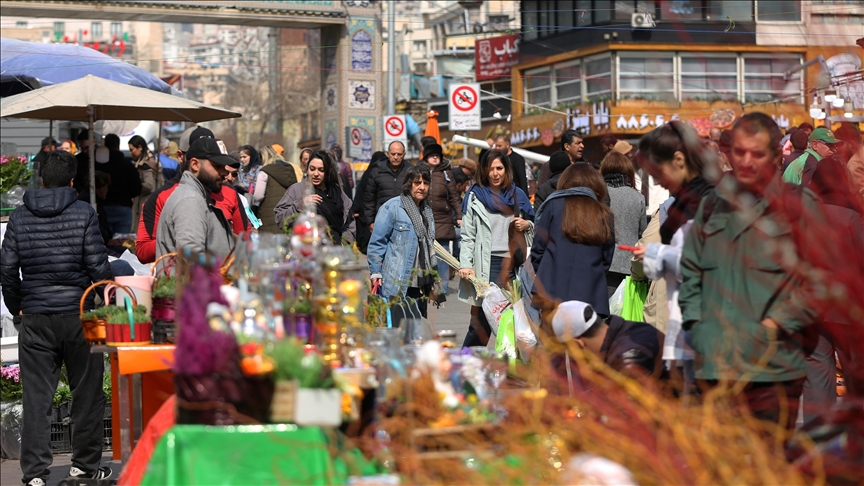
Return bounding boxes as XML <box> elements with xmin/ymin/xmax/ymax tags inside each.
<box><xmin>551</xmin><ymin>301</ymin><xmax>598</xmax><ymax>341</ymax></box>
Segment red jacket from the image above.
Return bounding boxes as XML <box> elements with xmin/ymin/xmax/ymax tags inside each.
<box><xmin>136</xmin><ymin>177</ymin><xmax>248</xmax><ymax>263</ymax></box>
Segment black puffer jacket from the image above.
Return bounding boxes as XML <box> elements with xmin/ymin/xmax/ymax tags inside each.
<box><xmin>1</xmin><ymin>187</ymin><xmax>113</xmax><ymax>315</ymax></box>
<box><xmin>533</xmin><ymin>171</ymin><xmax>563</xmax><ymax>211</ymax></box>
<box><xmin>362</xmin><ymin>161</ymin><xmax>411</xmax><ymax>225</ymax></box>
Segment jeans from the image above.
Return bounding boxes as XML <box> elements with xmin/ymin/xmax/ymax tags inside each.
<box><xmin>462</xmin><ymin>255</ymin><xmax>513</xmax><ymax>347</ymax></box>
<box><xmin>802</xmin><ymin>332</ymin><xmax>836</xmax><ymax>423</ymax></box>
<box><xmin>436</xmin><ymin>238</ymin><xmax>453</xmax><ymax>294</ymax></box>
<box><xmin>104</xmin><ymin>204</ymin><xmax>133</xmax><ymax>236</ymax></box>
<box><xmin>453</xmin><ymin>227</ymin><xmax>461</xmax><ymax>260</ymax></box>
<box><xmin>19</xmin><ymin>314</ymin><xmax>106</xmax><ymax>483</ymax></box>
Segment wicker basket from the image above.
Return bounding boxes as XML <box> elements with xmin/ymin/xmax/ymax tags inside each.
<box><xmin>79</xmin><ymin>280</ymin><xmax>136</xmax><ymax>344</ymax></box>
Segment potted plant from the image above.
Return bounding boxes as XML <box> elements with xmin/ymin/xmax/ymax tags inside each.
<box><xmin>81</xmin><ymin>306</ymin><xmax>112</xmax><ymax>344</ymax></box>
<box><xmin>152</xmin><ymin>275</ymin><xmax>178</xmax><ymax>343</ymax></box>
<box><xmin>268</xmin><ymin>337</ymin><xmax>341</xmax><ymax>426</ymax></box>
<box><xmin>53</xmin><ymin>382</ymin><xmax>73</xmax><ymax>421</ymax></box>
<box><xmin>283</xmin><ymin>298</ymin><xmax>313</xmax><ymax>342</ymax></box>
<box><xmin>0</xmin><ymin>154</ymin><xmax>33</xmax><ymax>217</ymax></box>
<box><xmin>105</xmin><ymin>304</ymin><xmax>152</xmax><ymax>346</ymax></box>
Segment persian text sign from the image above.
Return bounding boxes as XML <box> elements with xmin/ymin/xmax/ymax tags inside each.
<box><xmin>448</xmin><ymin>83</ymin><xmax>481</xmax><ymax>131</ymax></box>
<box><xmin>475</xmin><ymin>34</ymin><xmax>520</xmax><ymax>81</ymax></box>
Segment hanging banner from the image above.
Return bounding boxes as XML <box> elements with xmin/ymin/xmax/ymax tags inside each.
<box><xmin>476</xmin><ymin>34</ymin><xmax>520</xmax><ymax>82</ymax></box>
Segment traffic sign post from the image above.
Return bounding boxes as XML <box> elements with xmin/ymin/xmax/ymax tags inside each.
<box><xmin>448</xmin><ymin>83</ymin><xmax>481</xmax><ymax>131</ymax></box>
<box><xmin>382</xmin><ymin>114</ymin><xmax>407</xmax><ymax>147</ymax></box>
<box><xmin>346</xmin><ymin>126</ymin><xmax>365</xmax><ymax>159</ymax></box>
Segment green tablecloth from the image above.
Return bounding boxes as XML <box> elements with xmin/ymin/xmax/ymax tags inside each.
<box><xmin>140</xmin><ymin>424</ymin><xmax>377</xmax><ymax>485</ymax></box>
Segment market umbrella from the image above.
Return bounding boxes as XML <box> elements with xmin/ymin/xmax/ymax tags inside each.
<box><xmin>0</xmin><ymin>38</ymin><xmax>171</xmax><ymax>96</ymax></box>
<box><xmin>1</xmin><ymin>75</ymin><xmax>241</xmax><ymax>207</ymax></box>
<box><xmin>424</xmin><ymin>110</ymin><xmax>440</xmax><ymax>145</ymax></box>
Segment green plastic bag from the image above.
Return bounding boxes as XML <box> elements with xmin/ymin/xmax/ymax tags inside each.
<box><xmin>621</xmin><ymin>276</ymin><xmax>649</xmax><ymax>322</ymax></box>
<box><xmin>495</xmin><ymin>308</ymin><xmax>517</xmax><ymax>364</ymax></box>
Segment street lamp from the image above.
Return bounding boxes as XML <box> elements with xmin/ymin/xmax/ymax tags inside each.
<box><xmin>809</xmin><ymin>94</ymin><xmax>822</xmax><ymax>118</ymax></box>
<box><xmin>824</xmin><ymin>87</ymin><xmax>837</xmax><ymax>104</ymax></box>
<box><xmin>844</xmin><ymin>96</ymin><xmax>854</xmax><ymax>118</ymax></box>
<box><xmin>832</xmin><ymin>94</ymin><xmax>846</xmax><ymax>108</ymax></box>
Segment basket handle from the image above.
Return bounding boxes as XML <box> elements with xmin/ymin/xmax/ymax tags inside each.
<box><xmin>151</xmin><ymin>252</ymin><xmax>178</xmax><ymax>276</ymax></box>
<box><xmin>80</xmin><ymin>280</ymin><xmax>138</xmax><ymax>316</ymax></box>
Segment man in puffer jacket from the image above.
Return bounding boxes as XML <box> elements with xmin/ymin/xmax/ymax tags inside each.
<box><xmin>1</xmin><ymin>151</ymin><xmax>114</xmax><ymax>485</ymax></box>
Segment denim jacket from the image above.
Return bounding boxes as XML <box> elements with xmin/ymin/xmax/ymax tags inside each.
<box><xmin>367</xmin><ymin>196</ymin><xmax>435</xmax><ymax>299</ymax></box>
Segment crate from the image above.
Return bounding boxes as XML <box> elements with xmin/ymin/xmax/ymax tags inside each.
<box><xmin>50</xmin><ymin>422</ymin><xmax>72</xmax><ymax>454</ymax></box>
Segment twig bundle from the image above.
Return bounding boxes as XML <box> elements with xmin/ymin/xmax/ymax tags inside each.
<box><xmin>433</xmin><ymin>240</ymin><xmax>490</xmax><ymax>295</ymax></box>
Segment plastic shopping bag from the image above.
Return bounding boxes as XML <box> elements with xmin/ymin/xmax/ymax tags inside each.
<box><xmin>621</xmin><ymin>277</ymin><xmax>650</xmax><ymax>321</ymax></box>
<box><xmin>512</xmin><ymin>300</ymin><xmax>538</xmax><ymax>364</ymax></box>
<box><xmin>482</xmin><ymin>283</ymin><xmax>512</xmax><ymax>335</ymax></box>
<box><xmin>495</xmin><ymin>308</ymin><xmax>517</xmax><ymax>364</ymax></box>
<box><xmin>609</xmin><ymin>279</ymin><xmax>626</xmax><ymax>316</ymax></box>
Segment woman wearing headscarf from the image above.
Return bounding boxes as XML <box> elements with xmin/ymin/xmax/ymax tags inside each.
<box><xmin>254</xmin><ymin>146</ymin><xmax>298</xmax><ymax>233</ymax></box>
<box><xmin>352</xmin><ymin>151</ymin><xmax>389</xmax><ymax>254</ymax></box>
<box><xmin>420</xmin><ymin>143</ymin><xmax>463</xmax><ymax>298</ymax></box>
<box><xmin>128</xmin><ymin>135</ymin><xmax>164</xmax><ymax>233</ymax></box>
<box><xmin>459</xmin><ymin>149</ymin><xmax>535</xmax><ymax>346</ymax></box>
<box><xmin>531</xmin><ymin>164</ymin><xmax>615</xmax><ymax>323</ymax></box>
<box><xmin>237</xmin><ymin>145</ymin><xmax>262</xmax><ymax>194</ymax></box>
<box><xmin>601</xmin><ymin>151</ymin><xmax>647</xmax><ymax>296</ymax></box>
<box><xmin>274</xmin><ymin>150</ymin><xmax>355</xmax><ymax>243</ymax></box>
<box><xmin>367</xmin><ymin>165</ymin><xmax>436</xmax><ymax>319</ymax></box>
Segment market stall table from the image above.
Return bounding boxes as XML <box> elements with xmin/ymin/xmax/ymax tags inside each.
<box><xmin>91</xmin><ymin>344</ymin><xmax>175</xmax><ymax>462</ymax></box>
<box><xmin>140</xmin><ymin>424</ymin><xmax>378</xmax><ymax>485</ymax></box>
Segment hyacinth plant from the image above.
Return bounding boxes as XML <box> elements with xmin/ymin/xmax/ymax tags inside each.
<box><xmin>0</xmin><ymin>155</ymin><xmax>32</xmax><ymax>194</ymax></box>
<box><xmin>0</xmin><ymin>366</ymin><xmax>23</xmax><ymax>401</ymax></box>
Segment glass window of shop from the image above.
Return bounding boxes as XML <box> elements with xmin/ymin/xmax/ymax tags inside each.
<box><xmin>525</xmin><ymin>67</ymin><xmax>553</xmax><ymax>108</ymax></box>
<box><xmin>679</xmin><ymin>54</ymin><xmax>739</xmax><ymax>101</ymax></box>
<box><xmin>585</xmin><ymin>54</ymin><xmax>613</xmax><ymax>102</ymax></box>
<box><xmin>743</xmin><ymin>55</ymin><xmax>802</xmax><ymax>102</ymax></box>
<box><xmin>755</xmin><ymin>0</ymin><xmax>801</xmax><ymax>22</ymax></box>
<box><xmin>618</xmin><ymin>54</ymin><xmax>675</xmax><ymax>101</ymax></box>
<box><xmin>707</xmin><ymin>0</ymin><xmax>753</xmax><ymax>21</ymax></box>
<box><xmin>555</xmin><ymin>60</ymin><xmax>583</xmax><ymax>106</ymax></box>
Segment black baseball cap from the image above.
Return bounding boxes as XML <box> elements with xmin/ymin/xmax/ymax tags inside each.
<box><xmin>186</xmin><ymin>138</ymin><xmax>239</xmax><ymax>167</ymax></box>
<box><xmin>179</xmin><ymin>126</ymin><xmax>215</xmax><ymax>152</ymax></box>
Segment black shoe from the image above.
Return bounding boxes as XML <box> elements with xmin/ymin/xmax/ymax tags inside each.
<box><xmin>68</xmin><ymin>466</ymin><xmax>112</xmax><ymax>480</ymax></box>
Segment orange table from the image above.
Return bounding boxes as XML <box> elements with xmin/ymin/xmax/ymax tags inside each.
<box><xmin>93</xmin><ymin>344</ymin><xmax>175</xmax><ymax>462</ymax></box>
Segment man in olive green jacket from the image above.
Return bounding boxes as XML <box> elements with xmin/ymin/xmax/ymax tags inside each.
<box><xmin>679</xmin><ymin>113</ymin><xmax>821</xmax><ymax>430</ymax></box>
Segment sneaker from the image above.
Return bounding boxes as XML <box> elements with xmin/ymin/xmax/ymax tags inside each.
<box><xmin>68</xmin><ymin>466</ymin><xmax>113</xmax><ymax>479</ymax></box>
<box><xmin>25</xmin><ymin>479</ymin><xmax>46</xmax><ymax>486</ymax></box>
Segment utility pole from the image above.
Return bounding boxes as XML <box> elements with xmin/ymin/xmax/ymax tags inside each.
<box><xmin>268</xmin><ymin>28</ymin><xmax>279</xmax><ymax>134</ymax></box>
<box><xmin>386</xmin><ymin>1</ymin><xmax>396</xmax><ymax>115</ymax></box>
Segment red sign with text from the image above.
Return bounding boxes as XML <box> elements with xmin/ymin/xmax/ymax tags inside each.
<box><xmin>475</xmin><ymin>34</ymin><xmax>520</xmax><ymax>81</ymax></box>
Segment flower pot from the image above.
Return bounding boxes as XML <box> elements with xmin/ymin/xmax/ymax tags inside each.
<box><xmin>294</xmin><ymin>314</ymin><xmax>313</xmax><ymax>342</ymax></box>
<box><xmin>295</xmin><ymin>388</ymin><xmax>343</xmax><ymax>427</ymax></box>
<box><xmin>105</xmin><ymin>321</ymin><xmax>152</xmax><ymax>346</ymax></box>
<box><xmin>270</xmin><ymin>380</ymin><xmax>297</xmax><ymax>423</ymax></box>
<box><xmin>81</xmin><ymin>318</ymin><xmax>107</xmax><ymax>344</ymax></box>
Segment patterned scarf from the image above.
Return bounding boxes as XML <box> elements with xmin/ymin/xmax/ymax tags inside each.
<box><xmin>400</xmin><ymin>194</ymin><xmax>436</xmax><ymax>295</ymax></box>
<box><xmin>603</xmin><ymin>172</ymin><xmax>631</xmax><ymax>188</ymax></box>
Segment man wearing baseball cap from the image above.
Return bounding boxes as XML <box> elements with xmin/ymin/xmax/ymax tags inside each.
<box><xmin>783</xmin><ymin>127</ymin><xmax>838</xmax><ymax>186</ymax></box>
<box><xmin>550</xmin><ymin>301</ymin><xmax>664</xmax><ymax>379</ymax></box>
<box><xmin>156</xmin><ymin>137</ymin><xmax>240</xmax><ymax>259</ymax></box>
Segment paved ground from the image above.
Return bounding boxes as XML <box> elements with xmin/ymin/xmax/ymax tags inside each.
<box><xmin>1</xmin><ymin>453</ymin><xmax>121</xmax><ymax>486</ymax></box>
<box><xmin>426</xmin><ymin>284</ymin><xmax>472</xmax><ymax>345</ymax></box>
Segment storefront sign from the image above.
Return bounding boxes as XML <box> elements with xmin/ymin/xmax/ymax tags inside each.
<box><xmin>476</xmin><ymin>34</ymin><xmax>520</xmax><ymax>82</ymax></box>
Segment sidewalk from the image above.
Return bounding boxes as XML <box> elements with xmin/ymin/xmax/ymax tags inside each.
<box><xmin>1</xmin><ymin>453</ymin><xmax>121</xmax><ymax>486</ymax></box>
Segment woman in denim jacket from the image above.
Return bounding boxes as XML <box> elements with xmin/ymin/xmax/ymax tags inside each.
<box><xmin>368</xmin><ymin>165</ymin><xmax>436</xmax><ymax>319</ymax></box>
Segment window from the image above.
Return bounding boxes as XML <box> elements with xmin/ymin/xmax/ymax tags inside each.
<box><xmin>488</xmin><ymin>15</ymin><xmax>510</xmax><ymax>29</ymax></box>
<box><xmin>576</xmin><ymin>0</ymin><xmax>593</xmax><ymax>25</ymax></box>
<box><xmin>708</xmin><ymin>0</ymin><xmax>753</xmax><ymax>21</ymax></box>
<box><xmin>743</xmin><ymin>55</ymin><xmax>802</xmax><ymax>102</ymax></box>
<box><xmin>756</xmin><ymin>1</ymin><xmax>800</xmax><ymax>22</ymax></box>
<box><xmin>414</xmin><ymin>62</ymin><xmax>428</xmax><ymax>73</ymax></box>
<box><xmin>53</xmin><ymin>22</ymin><xmax>65</xmax><ymax>36</ymax></box>
<box><xmin>16</xmin><ymin>21</ymin><xmax>27</xmax><ymax>28</ymax></box>
<box><xmin>555</xmin><ymin>60</ymin><xmax>583</xmax><ymax>105</ymax></box>
<box><xmin>595</xmin><ymin>0</ymin><xmax>613</xmax><ymax>23</ymax></box>
<box><xmin>680</xmin><ymin>54</ymin><xmax>738</xmax><ymax>101</ymax></box>
<box><xmin>524</xmin><ymin>67</ymin><xmax>553</xmax><ymax>108</ymax></box>
<box><xmin>585</xmin><ymin>55</ymin><xmax>612</xmax><ymax>101</ymax></box>
<box><xmin>618</xmin><ymin>54</ymin><xmax>674</xmax><ymax>101</ymax></box>
<box><xmin>556</xmin><ymin>0</ymin><xmax>575</xmax><ymax>30</ymax></box>
<box><xmin>522</xmin><ymin>1</ymin><xmax>538</xmax><ymax>40</ymax></box>
<box><xmin>615</xmin><ymin>1</ymin><xmax>657</xmax><ymax>20</ymax></box>
<box><xmin>660</xmin><ymin>0</ymin><xmax>701</xmax><ymax>21</ymax></box>
<box><xmin>413</xmin><ymin>40</ymin><xmax>426</xmax><ymax>53</ymax></box>
<box><xmin>91</xmin><ymin>22</ymin><xmax>102</xmax><ymax>37</ymax></box>
<box><xmin>110</xmin><ymin>22</ymin><xmax>123</xmax><ymax>36</ymax></box>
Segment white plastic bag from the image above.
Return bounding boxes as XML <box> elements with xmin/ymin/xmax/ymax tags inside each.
<box><xmin>481</xmin><ymin>283</ymin><xmax>512</xmax><ymax>335</ymax></box>
<box><xmin>512</xmin><ymin>300</ymin><xmax>538</xmax><ymax>363</ymax></box>
<box><xmin>609</xmin><ymin>279</ymin><xmax>626</xmax><ymax>316</ymax></box>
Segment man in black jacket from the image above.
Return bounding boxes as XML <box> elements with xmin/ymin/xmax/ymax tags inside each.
<box><xmin>1</xmin><ymin>151</ymin><xmax>114</xmax><ymax>484</ymax></box>
<box><xmin>363</xmin><ymin>141</ymin><xmax>411</xmax><ymax>231</ymax></box>
<box><xmin>551</xmin><ymin>301</ymin><xmax>664</xmax><ymax>379</ymax></box>
<box><xmin>494</xmin><ymin>134</ymin><xmax>528</xmax><ymax>196</ymax></box>
<box><xmin>100</xmin><ymin>133</ymin><xmax>142</xmax><ymax>235</ymax></box>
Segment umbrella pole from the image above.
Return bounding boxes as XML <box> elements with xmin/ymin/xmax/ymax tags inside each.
<box><xmin>88</xmin><ymin>107</ymin><xmax>96</xmax><ymax>210</ymax></box>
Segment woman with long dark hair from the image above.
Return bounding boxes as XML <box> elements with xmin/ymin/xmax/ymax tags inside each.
<box><xmin>128</xmin><ymin>135</ymin><xmax>164</xmax><ymax>232</ymax></box>
<box><xmin>601</xmin><ymin>151</ymin><xmax>646</xmax><ymax>296</ymax></box>
<box><xmin>237</xmin><ymin>145</ymin><xmax>262</xmax><ymax>194</ymax></box>
<box><xmin>531</xmin><ymin>163</ymin><xmax>615</xmax><ymax>322</ymax></box>
<box><xmin>274</xmin><ymin>150</ymin><xmax>355</xmax><ymax>243</ymax></box>
<box><xmin>458</xmin><ymin>149</ymin><xmax>535</xmax><ymax>346</ymax></box>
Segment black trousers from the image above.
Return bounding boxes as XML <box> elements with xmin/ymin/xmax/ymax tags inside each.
<box><xmin>19</xmin><ymin>314</ymin><xmax>105</xmax><ymax>483</ymax></box>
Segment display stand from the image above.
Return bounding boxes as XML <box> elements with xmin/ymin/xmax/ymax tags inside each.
<box><xmin>91</xmin><ymin>344</ymin><xmax>175</xmax><ymax>462</ymax></box>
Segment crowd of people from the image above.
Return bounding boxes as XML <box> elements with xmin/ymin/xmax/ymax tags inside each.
<box><xmin>3</xmin><ymin>114</ymin><xmax>862</xmax><ymax>485</ymax></box>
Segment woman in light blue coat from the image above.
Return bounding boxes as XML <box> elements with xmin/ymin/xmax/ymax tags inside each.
<box><xmin>368</xmin><ymin>165</ymin><xmax>436</xmax><ymax>318</ymax></box>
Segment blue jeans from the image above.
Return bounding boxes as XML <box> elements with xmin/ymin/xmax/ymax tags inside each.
<box><xmin>436</xmin><ymin>238</ymin><xmax>453</xmax><ymax>294</ymax></box>
<box><xmin>104</xmin><ymin>205</ymin><xmax>133</xmax><ymax>236</ymax></box>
